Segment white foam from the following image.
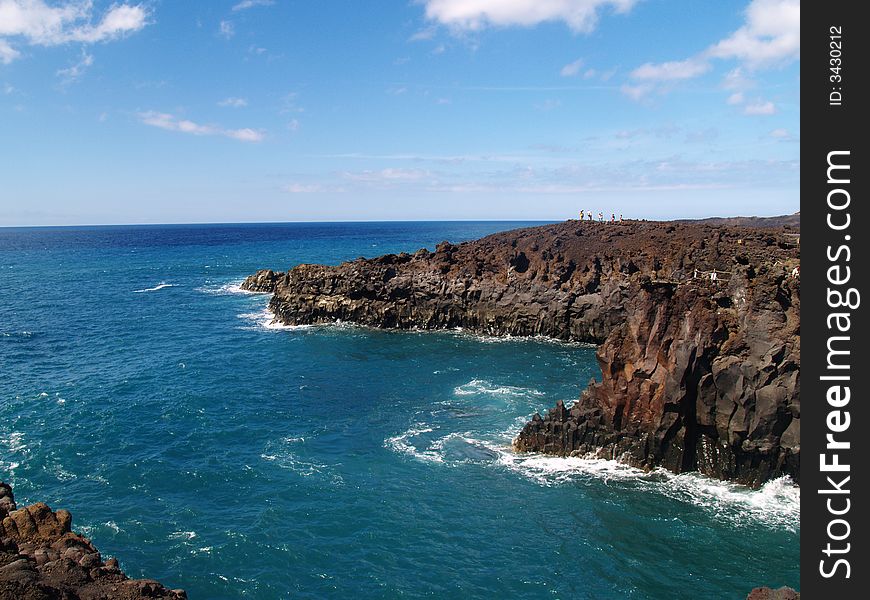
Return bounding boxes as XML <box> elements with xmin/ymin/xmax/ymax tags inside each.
<box><xmin>495</xmin><ymin>447</ymin><xmax>800</xmax><ymax>531</ymax></box>
<box><xmin>237</xmin><ymin>308</ymin><xmax>313</xmax><ymax>331</ymax></box>
<box><xmin>2</xmin><ymin>432</ymin><xmax>26</xmax><ymax>453</ymax></box>
<box><xmin>384</xmin><ymin>425</ymin><xmax>444</xmax><ymax>463</ymax></box>
<box><xmin>133</xmin><ymin>282</ymin><xmax>177</xmax><ymax>293</ymax></box>
<box><xmin>261</xmin><ymin>441</ymin><xmax>344</xmax><ymax>485</ymax></box>
<box><xmin>453</xmin><ymin>379</ymin><xmax>545</xmax><ymax>398</ymax></box>
<box><xmin>104</xmin><ymin>520</ymin><xmax>121</xmax><ymax>534</ymax></box>
<box><xmin>383</xmin><ymin>424</ymin><xmax>799</xmax><ymax>531</ymax></box>
<box><xmin>1</xmin><ymin>331</ymin><xmax>34</xmax><ymax>338</ymax></box>
<box><xmin>196</xmin><ymin>280</ymin><xmax>260</xmax><ymax>295</ymax></box>
<box><xmin>442</xmin><ymin>330</ymin><xmax>595</xmax><ymax>348</ymax></box>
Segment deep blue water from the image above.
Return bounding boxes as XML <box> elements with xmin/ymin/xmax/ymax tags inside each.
<box><xmin>1</xmin><ymin>222</ymin><xmax>798</xmax><ymax>599</ymax></box>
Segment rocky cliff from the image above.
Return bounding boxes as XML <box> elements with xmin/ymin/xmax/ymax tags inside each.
<box><xmin>244</xmin><ymin>218</ymin><xmax>800</xmax><ymax>487</ymax></box>
<box><xmin>0</xmin><ymin>482</ymin><xmax>185</xmax><ymax>600</ymax></box>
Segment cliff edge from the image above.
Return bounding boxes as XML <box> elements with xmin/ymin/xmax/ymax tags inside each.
<box><xmin>244</xmin><ymin>218</ymin><xmax>800</xmax><ymax>487</ymax></box>
<box><xmin>0</xmin><ymin>482</ymin><xmax>185</xmax><ymax>600</ymax></box>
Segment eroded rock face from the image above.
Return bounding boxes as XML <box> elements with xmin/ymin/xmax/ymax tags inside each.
<box><xmin>0</xmin><ymin>482</ymin><xmax>185</xmax><ymax>600</ymax></box>
<box><xmin>747</xmin><ymin>586</ymin><xmax>800</xmax><ymax>600</ymax></box>
<box><xmin>247</xmin><ymin>218</ymin><xmax>800</xmax><ymax>487</ymax></box>
<box><xmin>240</xmin><ymin>268</ymin><xmax>284</xmax><ymax>293</ymax></box>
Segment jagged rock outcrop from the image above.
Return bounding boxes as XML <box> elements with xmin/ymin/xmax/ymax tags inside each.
<box><xmin>241</xmin><ymin>268</ymin><xmax>283</xmax><ymax>293</ymax></box>
<box><xmin>0</xmin><ymin>482</ymin><xmax>185</xmax><ymax>600</ymax></box>
<box><xmin>244</xmin><ymin>218</ymin><xmax>800</xmax><ymax>487</ymax></box>
<box><xmin>747</xmin><ymin>586</ymin><xmax>800</xmax><ymax>599</ymax></box>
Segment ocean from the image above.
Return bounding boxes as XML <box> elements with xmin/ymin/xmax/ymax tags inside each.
<box><xmin>0</xmin><ymin>222</ymin><xmax>799</xmax><ymax>599</ymax></box>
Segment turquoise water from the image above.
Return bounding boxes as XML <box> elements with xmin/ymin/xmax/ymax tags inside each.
<box><xmin>1</xmin><ymin>222</ymin><xmax>798</xmax><ymax>599</ymax></box>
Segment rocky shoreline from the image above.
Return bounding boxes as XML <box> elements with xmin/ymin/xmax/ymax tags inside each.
<box><xmin>0</xmin><ymin>482</ymin><xmax>185</xmax><ymax>600</ymax></box>
<box><xmin>244</xmin><ymin>217</ymin><xmax>800</xmax><ymax>488</ymax></box>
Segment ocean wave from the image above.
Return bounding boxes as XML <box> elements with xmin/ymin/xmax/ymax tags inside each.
<box><xmin>261</xmin><ymin>439</ymin><xmax>343</xmax><ymax>485</ymax></box>
<box><xmin>496</xmin><ymin>446</ymin><xmax>799</xmax><ymax>531</ymax></box>
<box><xmin>237</xmin><ymin>308</ymin><xmax>313</xmax><ymax>331</ymax></box>
<box><xmin>384</xmin><ymin>425</ymin><xmax>444</xmax><ymax>463</ymax></box>
<box><xmin>133</xmin><ymin>282</ymin><xmax>177</xmax><ymax>293</ymax></box>
<box><xmin>0</xmin><ymin>331</ymin><xmax>34</xmax><ymax>339</ymax></box>
<box><xmin>2</xmin><ymin>431</ymin><xmax>26</xmax><ymax>453</ymax></box>
<box><xmin>196</xmin><ymin>280</ymin><xmax>260</xmax><ymax>296</ymax></box>
<box><xmin>384</xmin><ymin>425</ymin><xmax>799</xmax><ymax>531</ymax></box>
<box><xmin>453</xmin><ymin>379</ymin><xmax>544</xmax><ymax>398</ymax></box>
<box><xmin>442</xmin><ymin>329</ymin><xmax>595</xmax><ymax>348</ymax></box>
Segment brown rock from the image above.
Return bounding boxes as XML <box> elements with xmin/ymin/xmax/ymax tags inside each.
<box><xmin>0</xmin><ymin>482</ymin><xmax>185</xmax><ymax>600</ymax></box>
<box><xmin>747</xmin><ymin>586</ymin><xmax>800</xmax><ymax>599</ymax></box>
<box><xmin>248</xmin><ymin>216</ymin><xmax>800</xmax><ymax>486</ymax></box>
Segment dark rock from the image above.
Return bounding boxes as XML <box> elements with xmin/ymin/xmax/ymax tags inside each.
<box><xmin>248</xmin><ymin>218</ymin><xmax>800</xmax><ymax>487</ymax></box>
<box><xmin>0</xmin><ymin>482</ymin><xmax>185</xmax><ymax>600</ymax></box>
<box><xmin>240</xmin><ymin>268</ymin><xmax>285</xmax><ymax>293</ymax></box>
<box><xmin>747</xmin><ymin>586</ymin><xmax>800</xmax><ymax>599</ymax></box>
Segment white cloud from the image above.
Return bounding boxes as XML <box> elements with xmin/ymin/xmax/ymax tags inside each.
<box><xmin>0</xmin><ymin>38</ymin><xmax>19</xmax><ymax>63</ymax></box>
<box><xmin>56</xmin><ymin>49</ymin><xmax>93</xmax><ymax>84</ymax></box>
<box><xmin>219</xmin><ymin>20</ymin><xmax>235</xmax><ymax>39</ymax></box>
<box><xmin>137</xmin><ymin>111</ymin><xmax>265</xmax><ymax>142</ymax></box>
<box><xmin>722</xmin><ymin>67</ymin><xmax>755</xmax><ymax>91</ymax></box>
<box><xmin>622</xmin><ymin>57</ymin><xmax>710</xmax><ymax>99</ymax></box>
<box><xmin>224</xmin><ymin>127</ymin><xmax>264</xmax><ymax>142</ymax></box>
<box><xmin>709</xmin><ymin>0</ymin><xmax>800</xmax><ymax>68</ymax></box>
<box><xmin>620</xmin><ymin>83</ymin><xmax>653</xmax><ymax>101</ymax></box>
<box><xmin>232</xmin><ymin>0</ymin><xmax>274</xmax><ymax>11</ymax></box>
<box><xmin>422</xmin><ymin>0</ymin><xmax>638</xmax><ymax>33</ymax></box>
<box><xmin>280</xmin><ymin>92</ymin><xmax>304</xmax><ymax>114</ymax></box>
<box><xmin>743</xmin><ymin>100</ymin><xmax>776</xmax><ymax>115</ymax></box>
<box><xmin>218</xmin><ymin>97</ymin><xmax>248</xmax><ymax>108</ymax></box>
<box><xmin>631</xmin><ymin>57</ymin><xmax>710</xmax><ymax>81</ymax></box>
<box><xmin>559</xmin><ymin>57</ymin><xmax>584</xmax><ymax>77</ymax></box>
<box><xmin>69</xmin><ymin>4</ymin><xmax>149</xmax><ymax>43</ymax></box>
<box><xmin>622</xmin><ymin>0</ymin><xmax>798</xmax><ymax>103</ymax></box>
<box><xmin>283</xmin><ymin>183</ymin><xmax>324</xmax><ymax>193</ymax></box>
<box><xmin>342</xmin><ymin>168</ymin><xmax>431</xmax><ymax>183</ymax></box>
<box><xmin>409</xmin><ymin>27</ymin><xmax>436</xmax><ymax>41</ymax></box>
<box><xmin>0</xmin><ymin>1</ymin><xmax>148</xmax><ymax>62</ymax></box>
<box><xmin>726</xmin><ymin>92</ymin><xmax>744</xmax><ymax>105</ymax></box>
<box><xmin>769</xmin><ymin>128</ymin><xmax>790</xmax><ymax>138</ymax></box>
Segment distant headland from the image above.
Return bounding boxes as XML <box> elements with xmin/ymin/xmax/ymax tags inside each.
<box><xmin>243</xmin><ymin>215</ymin><xmax>800</xmax><ymax>487</ymax></box>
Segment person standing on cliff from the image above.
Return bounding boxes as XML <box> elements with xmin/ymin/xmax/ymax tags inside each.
<box><xmin>580</xmin><ymin>210</ymin><xmax>585</xmax><ymax>221</ymax></box>
<box><xmin>598</xmin><ymin>212</ymin><xmax>603</xmax><ymax>222</ymax></box>
<box><xmin>588</xmin><ymin>212</ymin><xmax>593</xmax><ymax>221</ymax></box>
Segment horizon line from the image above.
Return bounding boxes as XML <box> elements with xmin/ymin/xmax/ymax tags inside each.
<box><xmin>0</xmin><ymin>218</ymin><xmax>564</xmax><ymax>230</ymax></box>
<box><xmin>0</xmin><ymin>212</ymin><xmax>798</xmax><ymax>230</ymax></box>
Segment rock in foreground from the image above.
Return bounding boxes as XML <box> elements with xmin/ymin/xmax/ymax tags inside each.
<box><xmin>747</xmin><ymin>586</ymin><xmax>800</xmax><ymax>599</ymax></box>
<box><xmin>244</xmin><ymin>217</ymin><xmax>800</xmax><ymax>487</ymax></box>
<box><xmin>0</xmin><ymin>482</ymin><xmax>185</xmax><ymax>600</ymax></box>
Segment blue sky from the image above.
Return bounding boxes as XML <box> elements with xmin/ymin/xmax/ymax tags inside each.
<box><xmin>0</xmin><ymin>0</ymin><xmax>799</xmax><ymax>225</ymax></box>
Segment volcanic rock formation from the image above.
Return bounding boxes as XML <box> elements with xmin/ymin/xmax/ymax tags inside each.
<box><xmin>0</xmin><ymin>482</ymin><xmax>185</xmax><ymax>600</ymax></box>
<box><xmin>243</xmin><ymin>217</ymin><xmax>800</xmax><ymax>487</ymax></box>
<box><xmin>747</xmin><ymin>586</ymin><xmax>801</xmax><ymax>599</ymax></box>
